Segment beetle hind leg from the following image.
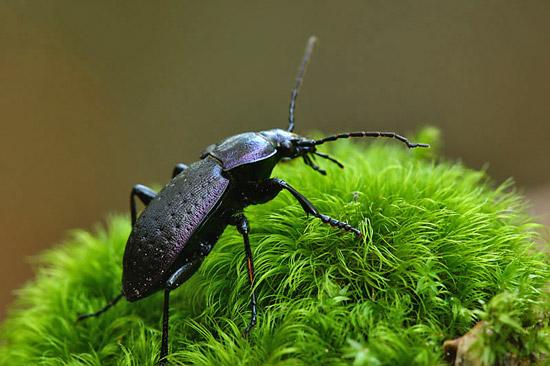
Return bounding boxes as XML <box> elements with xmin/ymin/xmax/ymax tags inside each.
<box><xmin>172</xmin><ymin>163</ymin><xmax>188</xmax><ymax>178</ymax></box>
<box><xmin>130</xmin><ymin>184</ymin><xmax>157</xmax><ymax>225</ymax></box>
<box><xmin>76</xmin><ymin>292</ymin><xmax>123</xmax><ymax>322</ymax></box>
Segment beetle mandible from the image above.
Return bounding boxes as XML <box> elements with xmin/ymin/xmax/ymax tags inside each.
<box><xmin>77</xmin><ymin>36</ymin><xmax>429</xmax><ymax>365</ymax></box>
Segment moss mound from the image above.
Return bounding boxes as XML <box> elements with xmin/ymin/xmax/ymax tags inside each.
<box><xmin>0</xmin><ymin>128</ymin><xmax>548</xmax><ymax>365</ymax></box>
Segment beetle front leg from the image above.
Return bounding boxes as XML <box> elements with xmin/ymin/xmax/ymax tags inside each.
<box><xmin>172</xmin><ymin>163</ymin><xmax>188</xmax><ymax>178</ymax></box>
<box><xmin>130</xmin><ymin>184</ymin><xmax>157</xmax><ymax>226</ymax></box>
<box><xmin>230</xmin><ymin>213</ymin><xmax>257</xmax><ymax>335</ymax></box>
<box><xmin>255</xmin><ymin>179</ymin><xmax>362</xmax><ymax>237</ymax></box>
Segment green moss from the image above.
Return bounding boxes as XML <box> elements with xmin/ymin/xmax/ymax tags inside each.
<box><xmin>0</xmin><ymin>128</ymin><xmax>548</xmax><ymax>365</ymax></box>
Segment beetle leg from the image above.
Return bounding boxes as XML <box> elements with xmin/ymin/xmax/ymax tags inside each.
<box><xmin>172</xmin><ymin>163</ymin><xmax>188</xmax><ymax>178</ymax></box>
<box><xmin>264</xmin><ymin>178</ymin><xmax>362</xmax><ymax>237</ymax></box>
<box><xmin>159</xmin><ymin>258</ymin><xmax>203</xmax><ymax>365</ymax></box>
<box><xmin>230</xmin><ymin>213</ymin><xmax>257</xmax><ymax>335</ymax></box>
<box><xmin>159</xmin><ymin>288</ymin><xmax>170</xmax><ymax>366</ymax></box>
<box><xmin>166</xmin><ymin>258</ymin><xmax>203</xmax><ymax>290</ymax></box>
<box><xmin>130</xmin><ymin>184</ymin><xmax>157</xmax><ymax>226</ymax></box>
<box><xmin>76</xmin><ymin>292</ymin><xmax>123</xmax><ymax>322</ymax></box>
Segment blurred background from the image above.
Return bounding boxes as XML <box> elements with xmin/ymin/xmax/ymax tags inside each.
<box><xmin>1</xmin><ymin>1</ymin><xmax>549</xmax><ymax>319</ymax></box>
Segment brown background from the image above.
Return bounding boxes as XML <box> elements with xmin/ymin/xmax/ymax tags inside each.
<box><xmin>1</xmin><ymin>1</ymin><xmax>549</xmax><ymax>319</ymax></box>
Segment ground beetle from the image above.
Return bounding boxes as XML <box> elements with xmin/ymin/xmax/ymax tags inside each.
<box><xmin>77</xmin><ymin>36</ymin><xmax>429</xmax><ymax>365</ymax></box>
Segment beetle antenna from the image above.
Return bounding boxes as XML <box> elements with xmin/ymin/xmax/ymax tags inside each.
<box><xmin>314</xmin><ymin>151</ymin><xmax>345</xmax><ymax>169</ymax></box>
<box><xmin>298</xmin><ymin>131</ymin><xmax>430</xmax><ymax>149</ymax></box>
<box><xmin>288</xmin><ymin>36</ymin><xmax>317</xmax><ymax>132</ymax></box>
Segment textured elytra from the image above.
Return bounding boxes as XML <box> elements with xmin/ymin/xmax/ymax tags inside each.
<box><xmin>208</xmin><ymin>132</ymin><xmax>277</xmax><ymax>170</ymax></box>
<box><xmin>122</xmin><ymin>157</ymin><xmax>229</xmax><ymax>301</ymax></box>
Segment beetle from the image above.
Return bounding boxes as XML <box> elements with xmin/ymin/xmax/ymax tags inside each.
<box><xmin>77</xmin><ymin>36</ymin><xmax>429</xmax><ymax>365</ymax></box>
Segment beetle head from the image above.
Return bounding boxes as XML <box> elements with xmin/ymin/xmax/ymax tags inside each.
<box><xmin>260</xmin><ymin>129</ymin><xmax>344</xmax><ymax>176</ymax></box>
<box><xmin>260</xmin><ymin>129</ymin><xmax>311</xmax><ymax>157</ymax></box>
<box><xmin>260</xmin><ymin>128</ymin><xmax>304</xmax><ymax>159</ymax></box>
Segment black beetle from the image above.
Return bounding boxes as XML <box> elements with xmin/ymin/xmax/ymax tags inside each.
<box><xmin>77</xmin><ymin>36</ymin><xmax>428</xmax><ymax>365</ymax></box>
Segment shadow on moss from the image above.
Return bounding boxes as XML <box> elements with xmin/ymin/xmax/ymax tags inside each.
<box><xmin>0</xmin><ymin>128</ymin><xmax>548</xmax><ymax>365</ymax></box>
